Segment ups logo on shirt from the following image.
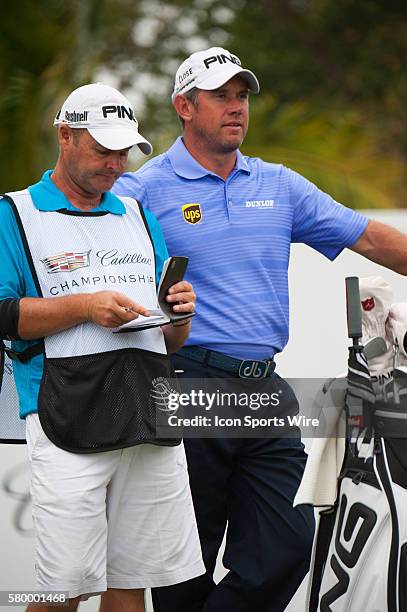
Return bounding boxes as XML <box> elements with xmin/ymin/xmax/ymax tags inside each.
<box><xmin>182</xmin><ymin>203</ymin><xmax>202</xmax><ymax>225</ymax></box>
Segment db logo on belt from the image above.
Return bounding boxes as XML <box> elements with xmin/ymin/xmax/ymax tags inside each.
<box><xmin>182</xmin><ymin>203</ymin><xmax>202</xmax><ymax>225</ymax></box>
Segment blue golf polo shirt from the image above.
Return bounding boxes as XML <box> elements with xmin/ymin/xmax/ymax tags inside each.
<box><xmin>113</xmin><ymin>137</ymin><xmax>369</xmax><ymax>361</ymax></box>
<box><xmin>0</xmin><ymin>170</ymin><xmax>168</xmax><ymax>418</ymax></box>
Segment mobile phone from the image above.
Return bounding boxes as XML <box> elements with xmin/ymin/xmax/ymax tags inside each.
<box><xmin>158</xmin><ymin>256</ymin><xmax>193</xmax><ymax>321</ymax></box>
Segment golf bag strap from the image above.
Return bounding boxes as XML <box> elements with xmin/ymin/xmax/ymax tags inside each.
<box><xmin>309</xmin><ymin>507</ymin><xmax>338</xmax><ymax>612</ymax></box>
<box><xmin>340</xmin><ymin>466</ymin><xmax>379</xmax><ymax>488</ymax></box>
<box><xmin>1</xmin><ymin>338</ymin><xmax>44</xmax><ymax>363</ymax></box>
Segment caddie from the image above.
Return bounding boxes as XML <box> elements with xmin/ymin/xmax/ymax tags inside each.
<box><xmin>0</xmin><ymin>83</ymin><xmax>204</xmax><ymax>612</ymax></box>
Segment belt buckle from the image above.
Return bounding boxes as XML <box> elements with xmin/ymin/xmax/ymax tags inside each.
<box><xmin>238</xmin><ymin>359</ymin><xmax>270</xmax><ymax>379</ymax></box>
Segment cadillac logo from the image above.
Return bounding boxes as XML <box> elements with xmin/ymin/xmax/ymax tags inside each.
<box><xmin>41</xmin><ymin>250</ymin><xmax>91</xmax><ymax>274</ymax></box>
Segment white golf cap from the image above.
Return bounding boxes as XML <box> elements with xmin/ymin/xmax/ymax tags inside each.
<box><xmin>53</xmin><ymin>83</ymin><xmax>152</xmax><ymax>155</ymax></box>
<box><xmin>172</xmin><ymin>47</ymin><xmax>260</xmax><ymax>101</ymax></box>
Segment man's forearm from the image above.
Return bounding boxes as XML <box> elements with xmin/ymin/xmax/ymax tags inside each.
<box><xmin>18</xmin><ymin>294</ymin><xmax>91</xmax><ymax>339</ymax></box>
<box><xmin>18</xmin><ymin>291</ymin><xmax>150</xmax><ymax>340</ymax></box>
<box><xmin>162</xmin><ymin>319</ymin><xmax>192</xmax><ymax>354</ymax></box>
<box><xmin>351</xmin><ymin>219</ymin><xmax>407</xmax><ymax>275</ymax></box>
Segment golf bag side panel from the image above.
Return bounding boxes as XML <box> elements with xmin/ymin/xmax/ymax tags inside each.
<box><xmin>383</xmin><ymin>439</ymin><xmax>407</xmax><ymax>612</ymax></box>
<box><xmin>307</xmin><ymin>509</ymin><xmax>338</xmax><ymax>612</ymax></box>
<box><xmin>317</xmin><ymin>473</ymin><xmax>391</xmax><ymax>611</ymax></box>
<box><xmin>312</xmin><ymin>437</ymin><xmax>407</xmax><ymax>612</ymax></box>
<box><xmin>400</xmin><ymin>543</ymin><xmax>407</xmax><ymax>610</ymax></box>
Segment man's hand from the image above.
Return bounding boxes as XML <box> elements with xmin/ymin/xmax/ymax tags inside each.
<box><xmin>165</xmin><ymin>280</ymin><xmax>196</xmax><ymax>315</ymax></box>
<box><xmin>162</xmin><ymin>281</ymin><xmax>196</xmax><ymax>353</ymax></box>
<box><xmin>87</xmin><ymin>291</ymin><xmax>150</xmax><ymax>328</ymax></box>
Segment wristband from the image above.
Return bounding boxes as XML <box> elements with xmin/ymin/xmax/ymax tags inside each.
<box><xmin>0</xmin><ymin>298</ymin><xmax>21</xmax><ymax>340</ymax></box>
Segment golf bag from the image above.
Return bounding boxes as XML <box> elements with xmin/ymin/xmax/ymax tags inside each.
<box><xmin>307</xmin><ymin>277</ymin><xmax>407</xmax><ymax>612</ymax></box>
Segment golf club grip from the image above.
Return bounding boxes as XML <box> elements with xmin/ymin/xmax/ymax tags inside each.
<box><xmin>346</xmin><ymin>276</ymin><xmax>362</xmax><ymax>340</ymax></box>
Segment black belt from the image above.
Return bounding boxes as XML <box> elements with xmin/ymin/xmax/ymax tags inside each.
<box><xmin>177</xmin><ymin>346</ymin><xmax>275</xmax><ymax>379</ymax></box>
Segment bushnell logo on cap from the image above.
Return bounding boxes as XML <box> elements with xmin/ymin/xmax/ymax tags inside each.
<box><xmin>54</xmin><ymin>83</ymin><xmax>152</xmax><ymax>154</ymax></box>
<box><xmin>58</xmin><ymin>110</ymin><xmax>89</xmax><ymax>123</ymax></box>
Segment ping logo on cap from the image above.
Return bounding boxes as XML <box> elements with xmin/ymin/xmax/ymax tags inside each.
<box><xmin>102</xmin><ymin>105</ymin><xmax>137</xmax><ymax>122</ymax></box>
<box><xmin>203</xmin><ymin>52</ymin><xmax>241</xmax><ymax>70</ymax></box>
<box><xmin>182</xmin><ymin>203</ymin><xmax>202</xmax><ymax>225</ymax></box>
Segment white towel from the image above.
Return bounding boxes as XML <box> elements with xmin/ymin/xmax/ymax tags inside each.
<box><xmin>294</xmin><ymin>377</ymin><xmax>346</xmax><ymax>507</ymax></box>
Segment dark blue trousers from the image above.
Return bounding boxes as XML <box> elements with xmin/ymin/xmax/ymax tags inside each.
<box><xmin>152</xmin><ymin>354</ymin><xmax>315</xmax><ymax>612</ymax></box>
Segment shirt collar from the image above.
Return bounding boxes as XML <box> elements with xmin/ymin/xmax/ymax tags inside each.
<box><xmin>167</xmin><ymin>137</ymin><xmax>250</xmax><ymax>180</ymax></box>
<box><xmin>28</xmin><ymin>170</ymin><xmax>126</xmax><ymax>215</ymax></box>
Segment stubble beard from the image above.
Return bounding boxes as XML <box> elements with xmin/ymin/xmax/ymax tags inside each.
<box><xmin>197</xmin><ymin>126</ymin><xmax>246</xmax><ymax>155</ymax></box>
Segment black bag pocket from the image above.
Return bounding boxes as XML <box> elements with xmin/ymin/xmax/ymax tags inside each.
<box><xmin>385</xmin><ymin>438</ymin><xmax>407</xmax><ymax>488</ymax></box>
<box><xmin>38</xmin><ymin>347</ymin><xmax>181</xmax><ymax>453</ymax></box>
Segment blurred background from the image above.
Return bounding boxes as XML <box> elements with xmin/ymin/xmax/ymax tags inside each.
<box><xmin>1</xmin><ymin>1</ymin><xmax>407</xmax><ymax>609</ymax></box>
<box><xmin>1</xmin><ymin>0</ymin><xmax>407</xmax><ymax>209</ymax></box>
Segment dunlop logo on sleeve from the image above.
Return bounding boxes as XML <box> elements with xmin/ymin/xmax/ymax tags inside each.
<box><xmin>182</xmin><ymin>203</ymin><xmax>202</xmax><ymax>225</ymax></box>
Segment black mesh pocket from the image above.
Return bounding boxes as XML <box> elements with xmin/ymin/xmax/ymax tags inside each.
<box><xmin>38</xmin><ymin>347</ymin><xmax>181</xmax><ymax>453</ymax></box>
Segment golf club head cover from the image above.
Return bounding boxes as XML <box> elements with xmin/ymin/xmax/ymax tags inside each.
<box><xmin>386</xmin><ymin>303</ymin><xmax>407</xmax><ymax>365</ymax></box>
<box><xmin>360</xmin><ymin>276</ymin><xmax>393</xmax><ymax>375</ymax></box>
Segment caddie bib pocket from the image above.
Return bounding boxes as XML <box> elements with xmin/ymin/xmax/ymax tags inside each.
<box><xmin>38</xmin><ymin>347</ymin><xmax>181</xmax><ymax>453</ymax></box>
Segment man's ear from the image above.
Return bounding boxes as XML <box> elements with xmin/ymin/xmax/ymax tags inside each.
<box><xmin>173</xmin><ymin>95</ymin><xmax>195</xmax><ymax>124</ymax></box>
<box><xmin>58</xmin><ymin>124</ymin><xmax>74</xmax><ymax>149</ymax></box>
